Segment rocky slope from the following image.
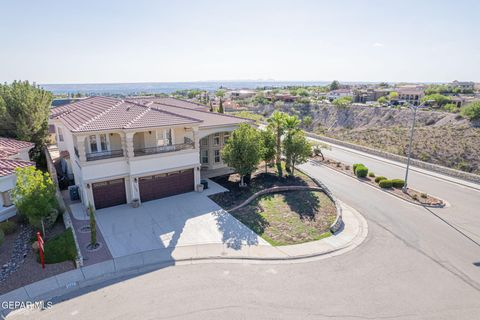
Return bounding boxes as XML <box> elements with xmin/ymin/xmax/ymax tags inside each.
<box><xmin>256</xmin><ymin>104</ymin><xmax>480</xmax><ymax>174</ymax></box>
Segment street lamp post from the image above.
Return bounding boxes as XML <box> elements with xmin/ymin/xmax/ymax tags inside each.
<box><xmin>402</xmin><ymin>100</ymin><xmax>434</xmax><ymax>193</ymax></box>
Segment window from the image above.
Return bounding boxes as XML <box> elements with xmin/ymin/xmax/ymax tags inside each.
<box><xmin>201</xmin><ymin>150</ymin><xmax>209</xmax><ymax>164</ymax></box>
<box><xmin>213</xmin><ymin>133</ymin><xmax>220</xmax><ymax>146</ymax></box>
<box><xmin>214</xmin><ymin>150</ymin><xmax>221</xmax><ymax>163</ymax></box>
<box><xmin>89</xmin><ymin>135</ymin><xmax>98</xmax><ymax>152</ymax></box>
<box><xmin>200</xmin><ymin>138</ymin><xmax>208</xmax><ymax>146</ymax></box>
<box><xmin>89</xmin><ymin>134</ymin><xmax>109</xmax><ymax>153</ymax></box>
<box><xmin>100</xmin><ymin>134</ymin><xmax>108</xmax><ymax>151</ymax></box>
<box><xmin>157</xmin><ymin>129</ymin><xmax>173</xmax><ymax>146</ymax></box>
<box><xmin>223</xmin><ymin>133</ymin><xmax>230</xmax><ymax>143</ymax></box>
<box><xmin>57</xmin><ymin>127</ymin><xmax>64</xmax><ymax>142</ymax></box>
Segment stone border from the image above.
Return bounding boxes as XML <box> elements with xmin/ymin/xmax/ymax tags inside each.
<box><xmin>305</xmin><ymin>132</ymin><xmax>480</xmax><ymax>184</ymax></box>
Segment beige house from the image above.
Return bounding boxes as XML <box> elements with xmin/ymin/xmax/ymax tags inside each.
<box><xmin>49</xmin><ymin>96</ymin><xmax>249</xmax><ymax>210</ymax></box>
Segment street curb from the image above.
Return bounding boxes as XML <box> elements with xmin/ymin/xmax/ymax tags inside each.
<box><xmin>0</xmin><ymin>203</ymin><xmax>367</xmax><ymax>317</ymax></box>
<box><xmin>309</xmin><ymin>159</ymin><xmax>447</xmax><ymax>208</ymax></box>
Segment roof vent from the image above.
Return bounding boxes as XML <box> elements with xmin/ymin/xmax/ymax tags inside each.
<box><xmin>126</xmin><ymin>106</ymin><xmax>130</xmax><ymax>111</ymax></box>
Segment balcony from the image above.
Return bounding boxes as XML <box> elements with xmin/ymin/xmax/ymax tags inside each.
<box><xmin>86</xmin><ymin>149</ymin><xmax>124</xmax><ymax>161</ymax></box>
<box><xmin>134</xmin><ymin>142</ymin><xmax>194</xmax><ymax>157</ymax></box>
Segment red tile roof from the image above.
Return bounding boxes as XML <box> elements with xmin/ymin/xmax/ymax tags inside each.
<box><xmin>0</xmin><ymin>159</ymin><xmax>34</xmax><ymax>177</ymax></box>
<box><xmin>51</xmin><ymin>96</ymin><xmax>250</xmax><ymax>132</ymax></box>
<box><xmin>0</xmin><ymin>137</ymin><xmax>35</xmax><ymax>177</ymax></box>
<box><xmin>0</xmin><ymin>138</ymin><xmax>34</xmax><ymax>159</ymax></box>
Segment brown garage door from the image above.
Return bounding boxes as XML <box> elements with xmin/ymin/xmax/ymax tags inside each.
<box><xmin>139</xmin><ymin>169</ymin><xmax>194</xmax><ymax>202</ymax></box>
<box><xmin>92</xmin><ymin>178</ymin><xmax>127</xmax><ymax>209</ymax></box>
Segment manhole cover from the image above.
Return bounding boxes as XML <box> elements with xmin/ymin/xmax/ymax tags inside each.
<box><xmin>78</xmin><ymin>225</ymin><xmax>91</xmax><ymax>233</ymax></box>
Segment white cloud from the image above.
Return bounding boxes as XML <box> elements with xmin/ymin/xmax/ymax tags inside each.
<box><xmin>373</xmin><ymin>42</ymin><xmax>384</xmax><ymax>47</ymax></box>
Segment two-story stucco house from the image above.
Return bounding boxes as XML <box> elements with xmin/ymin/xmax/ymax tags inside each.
<box><xmin>49</xmin><ymin>96</ymin><xmax>249</xmax><ymax>210</ymax></box>
<box><xmin>0</xmin><ymin>137</ymin><xmax>35</xmax><ymax>221</ymax></box>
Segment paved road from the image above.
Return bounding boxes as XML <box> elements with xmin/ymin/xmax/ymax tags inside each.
<box><xmin>7</xmin><ymin>143</ymin><xmax>480</xmax><ymax>319</ymax></box>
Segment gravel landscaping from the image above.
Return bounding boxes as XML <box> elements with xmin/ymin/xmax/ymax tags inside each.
<box><xmin>0</xmin><ymin>216</ymin><xmax>74</xmax><ymax>295</ymax></box>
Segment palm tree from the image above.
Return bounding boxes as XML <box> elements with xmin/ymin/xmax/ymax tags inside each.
<box><xmin>267</xmin><ymin>111</ymin><xmax>287</xmax><ymax>169</ymax></box>
<box><xmin>283</xmin><ymin>115</ymin><xmax>301</xmax><ymax>172</ymax></box>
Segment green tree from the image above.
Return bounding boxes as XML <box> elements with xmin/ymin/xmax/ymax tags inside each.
<box><xmin>218</xmin><ymin>98</ymin><xmax>224</xmax><ymax>113</ymax></box>
<box><xmin>11</xmin><ymin>166</ymin><xmax>58</xmax><ymax>230</ymax></box>
<box><xmin>259</xmin><ymin>129</ymin><xmax>276</xmax><ymax>173</ymax></box>
<box><xmin>422</xmin><ymin>93</ymin><xmax>451</xmax><ymax>107</ymax></box>
<box><xmin>388</xmin><ymin>91</ymin><xmax>399</xmax><ymax>100</ymax></box>
<box><xmin>283</xmin><ymin>131</ymin><xmax>312</xmax><ymax>176</ymax></box>
<box><xmin>89</xmin><ymin>204</ymin><xmax>97</xmax><ymax>246</ymax></box>
<box><xmin>283</xmin><ymin>115</ymin><xmax>301</xmax><ymax>172</ymax></box>
<box><xmin>461</xmin><ymin>101</ymin><xmax>480</xmax><ymax>120</ymax></box>
<box><xmin>267</xmin><ymin>111</ymin><xmax>288</xmax><ymax>175</ymax></box>
<box><xmin>0</xmin><ymin>81</ymin><xmax>53</xmax><ymax>153</ymax></box>
<box><xmin>209</xmin><ymin>101</ymin><xmax>214</xmax><ymax>112</ymax></box>
<box><xmin>377</xmin><ymin>96</ymin><xmax>388</xmax><ymax>104</ymax></box>
<box><xmin>333</xmin><ymin>96</ymin><xmax>353</xmax><ymax>108</ymax></box>
<box><xmin>221</xmin><ymin>124</ymin><xmax>261</xmax><ymax>187</ymax></box>
<box><xmin>302</xmin><ymin>115</ymin><xmax>313</xmax><ymax>129</ymax></box>
<box><xmin>215</xmin><ymin>89</ymin><xmax>226</xmax><ymax>98</ymax></box>
<box><xmin>329</xmin><ymin>80</ymin><xmax>340</xmax><ymax>91</ymax></box>
<box><xmin>443</xmin><ymin>103</ymin><xmax>458</xmax><ymax>113</ymax></box>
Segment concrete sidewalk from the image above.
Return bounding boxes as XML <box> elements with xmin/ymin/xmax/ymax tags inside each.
<box><xmin>0</xmin><ymin>201</ymin><xmax>367</xmax><ymax>316</ymax></box>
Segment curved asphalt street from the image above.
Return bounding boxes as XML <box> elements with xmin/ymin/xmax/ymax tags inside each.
<box><xmin>8</xmin><ymin>142</ymin><xmax>480</xmax><ymax>320</ymax></box>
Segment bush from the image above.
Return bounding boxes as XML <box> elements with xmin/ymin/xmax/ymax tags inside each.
<box><xmin>390</xmin><ymin>179</ymin><xmax>405</xmax><ymax>188</ymax></box>
<box><xmin>368</xmin><ymin>172</ymin><xmax>375</xmax><ymax>178</ymax></box>
<box><xmin>0</xmin><ymin>229</ymin><xmax>4</xmax><ymax>247</ymax></box>
<box><xmin>460</xmin><ymin>101</ymin><xmax>480</xmax><ymax>120</ymax></box>
<box><xmin>355</xmin><ymin>165</ymin><xmax>368</xmax><ymax>178</ymax></box>
<box><xmin>421</xmin><ymin>193</ymin><xmax>428</xmax><ymax>198</ymax></box>
<box><xmin>0</xmin><ymin>220</ymin><xmax>18</xmax><ymax>235</ymax></box>
<box><xmin>42</xmin><ymin>228</ymin><xmax>77</xmax><ymax>264</ymax></box>
<box><xmin>375</xmin><ymin>176</ymin><xmax>387</xmax><ymax>183</ymax></box>
<box><xmin>379</xmin><ymin>180</ymin><xmax>393</xmax><ymax>188</ymax></box>
<box><xmin>352</xmin><ymin>163</ymin><xmax>363</xmax><ymax>173</ymax></box>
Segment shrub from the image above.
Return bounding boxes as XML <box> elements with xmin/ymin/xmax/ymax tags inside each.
<box><xmin>368</xmin><ymin>172</ymin><xmax>375</xmax><ymax>178</ymax></box>
<box><xmin>352</xmin><ymin>163</ymin><xmax>363</xmax><ymax>173</ymax></box>
<box><xmin>390</xmin><ymin>179</ymin><xmax>405</xmax><ymax>188</ymax></box>
<box><xmin>355</xmin><ymin>165</ymin><xmax>368</xmax><ymax>178</ymax></box>
<box><xmin>375</xmin><ymin>176</ymin><xmax>387</xmax><ymax>183</ymax></box>
<box><xmin>379</xmin><ymin>180</ymin><xmax>393</xmax><ymax>188</ymax></box>
<box><xmin>89</xmin><ymin>204</ymin><xmax>97</xmax><ymax>246</ymax></box>
<box><xmin>0</xmin><ymin>229</ymin><xmax>4</xmax><ymax>247</ymax></box>
<box><xmin>0</xmin><ymin>220</ymin><xmax>17</xmax><ymax>235</ymax></box>
<box><xmin>345</xmin><ymin>165</ymin><xmax>350</xmax><ymax>170</ymax></box>
<box><xmin>460</xmin><ymin>101</ymin><xmax>480</xmax><ymax>120</ymax></box>
<box><xmin>421</xmin><ymin>193</ymin><xmax>428</xmax><ymax>198</ymax></box>
<box><xmin>412</xmin><ymin>194</ymin><xmax>419</xmax><ymax>201</ymax></box>
<box><xmin>42</xmin><ymin>228</ymin><xmax>77</xmax><ymax>264</ymax></box>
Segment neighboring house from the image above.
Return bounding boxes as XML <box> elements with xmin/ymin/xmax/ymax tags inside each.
<box><xmin>48</xmin><ymin>96</ymin><xmax>250</xmax><ymax>210</ymax></box>
<box><xmin>396</xmin><ymin>87</ymin><xmax>425</xmax><ymax>106</ymax></box>
<box><xmin>228</xmin><ymin>89</ymin><xmax>256</xmax><ymax>99</ymax></box>
<box><xmin>450</xmin><ymin>80</ymin><xmax>475</xmax><ymax>92</ymax></box>
<box><xmin>352</xmin><ymin>89</ymin><xmax>390</xmax><ymax>103</ymax></box>
<box><xmin>327</xmin><ymin>89</ymin><xmax>353</xmax><ymax>101</ymax></box>
<box><xmin>0</xmin><ymin>138</ymin><xmax>35</xmax><ymax>221</ymax></box>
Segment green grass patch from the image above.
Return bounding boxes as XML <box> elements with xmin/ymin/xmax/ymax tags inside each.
<box><xmin>41</xmin><ymin>228</ymin><xmax>77</xmax><ymax>264</ymax></box>
<box><xmin>232</xmin><ymin>190</ymin><xmax>336</xmax><ymax>246</ymax></box>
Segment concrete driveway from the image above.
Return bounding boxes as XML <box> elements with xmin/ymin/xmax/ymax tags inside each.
<box><xmin>95</xmin><ymin>179</ymin><xmax>269</xmax><ymax>258</ymax></box>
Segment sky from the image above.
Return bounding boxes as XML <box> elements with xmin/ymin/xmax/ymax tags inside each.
<box><xmin>1</xmin><ymin>0</ymin><xmax>479</xmax><ymax>84</ymax></box>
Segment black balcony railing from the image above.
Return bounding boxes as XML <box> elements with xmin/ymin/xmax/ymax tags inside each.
<box><xmin>86</xmin><ymin>149</ymin><xmax>124</xmax><ymax>161</ymax></box>
<box><xmin>134</xmin><ymin>142</ymin><xmax>194</xmax><ymax>157</ymax></box>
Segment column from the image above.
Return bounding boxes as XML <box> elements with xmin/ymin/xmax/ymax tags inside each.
<box><xmin>76</xmin><ymin>135</ymin><xmax>87</xmax><ymax>162</ymax></box>
<box><xmin>192</xmin><ymin>126</ymin><xmax>200</xmax><ymax>150</ymax></box>
<box><xmin>124</xmin><ymin>132</ymin><xmax>135</xmax><ymax>160</ymax></box>
<box><xmin>1</xmin><ymin>191</ymin><xmax>12</xmax><ymax>207</ymax></box>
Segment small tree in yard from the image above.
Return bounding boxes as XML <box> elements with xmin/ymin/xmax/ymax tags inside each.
<box><xmin>283</xmin><ymin>131</ymin><xmax>311</xmax><ymax>177</ymax></box>
<box><xmin>89</xmin><ymin>204</ymin><xmax>97</xmax><ymax>247</ymax></box>
<box><xmin>218</xmin><ymin>98</ymin><xmax>224</xmax><ymax>113</ymax></box>
<box><xmin>222</xmin><ymin>124</ymin><xmax>261</xmax><ymax>187</ymax></box>
<box><xmin>267</xmin><ymin>111</ymin><xmax>288</xmax><ymax>176</ymax></box>
<box><xmin>461</xmin><ymin>101</ymin><xmax>480</xmax><ymax>120</ymax></box>
<box><xmin>12</xmin><ymin>166</ymin><xmax>58</xmax><ymax>231</ymax></box>
<box><xmin>260</xmin><ymin>129</ymin><xmax>276</xmax><ymax>173</ymax></box>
